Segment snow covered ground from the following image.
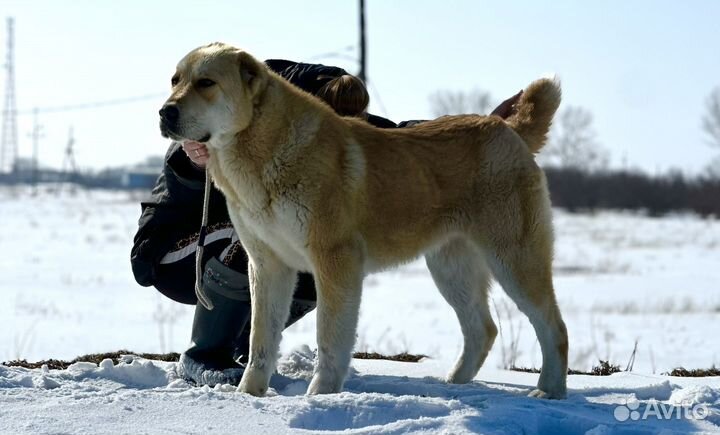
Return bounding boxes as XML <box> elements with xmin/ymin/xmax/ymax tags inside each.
<box><xmin>1</xmin><ymin>185</ymin><xmax>719</xmax><ymax>434</ymax></box>
<box><xmin>2</xmin><ymin>350</ymin><xmax>719</xmax><ymax>434</ymax></box>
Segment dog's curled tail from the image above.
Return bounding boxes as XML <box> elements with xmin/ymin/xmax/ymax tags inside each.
<box><xmin>506</xmin><ymin>77</ymin><xmax>562</xmax><ymax>154</ymax></box>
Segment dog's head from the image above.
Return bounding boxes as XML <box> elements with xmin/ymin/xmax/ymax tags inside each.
<box><xmin>159</xmin><ymin>42</ymin><xmax>268</xmax><ymax>149</ymax></box>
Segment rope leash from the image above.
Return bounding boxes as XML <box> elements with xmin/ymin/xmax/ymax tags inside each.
<box><xmin>194</xmin><ymin>169</ymin><xmax>215</xmax><ymax>310</ymax></box>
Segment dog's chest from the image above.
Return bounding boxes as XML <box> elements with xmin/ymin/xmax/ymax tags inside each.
<box><xmin>211</xmin><ymin>146</ymin><xmax>316</xmax><ymax>272</ymax></box>
<box><xmin>237</xmin><ymin>195</ymin><xmax>312</xmax><ymax>271</ymax></box>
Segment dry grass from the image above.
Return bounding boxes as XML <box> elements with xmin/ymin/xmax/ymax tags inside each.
<box><xmin>8</xmin><ymin>352</ymin><xmax>717</xmax><ymax>376</ymax></box>
<box><xmin>510</xmin><ymin>360</ymin><xmax>622</xmax><ymax>376</ymax></box>
<box><xmin>352</xmin><ymin>352</ymin><xmax>427</xmax><ymax>363</ymax></box>
<box><xmin>3</xmin><ymin>349</ymin><xmax>427</xmax><ymax>369</ymax></box>
<box><xmin>665</xmin><ymin>366</ymin><xmax>720</xmax><ymax>377</ymax></box>
<box><xmin>2</xmin><ymin>350</ymin><xmax>180</xmax><ymax>370</ymax></box>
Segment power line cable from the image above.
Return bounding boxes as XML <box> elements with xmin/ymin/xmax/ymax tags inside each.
<box><xmin>16</xmin><ymin>45</ymin><xmax>359</xmax><ymax>116</ymax></box>
<box><xmin>15</xmin><ymin>44</ymin><xmax>368</xmax><ymax>117</ymax></box>
<box><xmin>305</xmin><ymin>45</ymin><xmax>356</xmax><ymax>62</ymax></box>
<box><xmin>18</xmin><ymin>92</ymin><xmax>166</xmax><ymax>115</ymax></box>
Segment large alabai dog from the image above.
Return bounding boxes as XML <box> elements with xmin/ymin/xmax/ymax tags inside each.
<box><xmin>159</xmin><ymin>42</ymin><xmax>569</xmax><ymax>399</ymax></box>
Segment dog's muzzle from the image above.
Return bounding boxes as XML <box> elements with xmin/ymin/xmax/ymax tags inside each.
<box><xmin>158</xmin><ymin>103</ymin><xmax>211</xmax><ymax>143</ymax></box>
<box><xmin>159</xmin><ymin>103</ymin><xmax>180</xmax><ymax>138</ymax></box>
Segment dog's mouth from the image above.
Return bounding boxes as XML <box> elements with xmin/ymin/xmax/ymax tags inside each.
<box><xmin>159</xmin><ymin>121</ymin><xmax>210</xmax><ymax>143</ymax></box>
<box><xmin>159</xmin><ymin>119</ymin><xmax>180</xmax><ymax>140</ymax></box>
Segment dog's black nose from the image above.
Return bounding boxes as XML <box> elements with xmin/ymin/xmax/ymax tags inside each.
<box><xmin>159</xmin><ymin>104</ymin><xmax>179</xmax><ymax>123</ymax></box>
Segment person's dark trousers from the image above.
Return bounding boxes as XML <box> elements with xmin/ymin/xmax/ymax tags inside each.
<box><xmin>177</xmin><ymin>256</ymin><xmax>252</xmax><ymax>386</ymax></box>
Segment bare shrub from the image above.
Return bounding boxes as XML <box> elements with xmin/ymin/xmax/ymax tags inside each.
<box><xmin>702</xmin><ymin>87</ymin><xmax>720</xmax><ymax>149</ymax></box>
<box><xmin>541</xmin><ymin>106</ymin><xmax>609</xmax><ymax>172</ymax></box>
<box><xmin>492</xmin><ymin>298</ymin><xmax>523</xmax><ymax>369</ymax></box>
<box><xmin>429</xmin><ymin>89</ymin><xmax>493</xmax><ymax>117</ymax></box>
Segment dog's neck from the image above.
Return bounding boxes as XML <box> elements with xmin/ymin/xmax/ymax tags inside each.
<box><xmin>208</xmin><ymin>77</ymin><xmax>328</xmax><ymax>212</ymax></box>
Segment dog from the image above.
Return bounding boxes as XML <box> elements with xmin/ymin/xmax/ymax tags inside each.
<box><xmin>160</xmin><ymin>42</ymin><xmax>569</xmax><ymax>399</ymax></box>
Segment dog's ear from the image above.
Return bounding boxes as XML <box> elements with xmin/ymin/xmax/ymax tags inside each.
<box><xmin>237</xmin><ymin>51</ymin><xmax>267</xmax><ymax>98</ymax></box>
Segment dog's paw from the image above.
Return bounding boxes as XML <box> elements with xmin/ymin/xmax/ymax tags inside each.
<box><xmin>307</xmin><ymin>374</ymin><xmax>342</xmax><ymax>395</ymax></box>
<box><xmin>237</xmin><ymin>368</ymin><xmax>269</xmax><ymax>397</ymax></box>
<box><xmin>446</xmin><ymin>367</ymin><xmax>476</xmax><ymax>384</ymax></box>
<box><xmin>528</xmin><ymin>388</ymin><xmax>566</xmax><ymax>400</ymax></box>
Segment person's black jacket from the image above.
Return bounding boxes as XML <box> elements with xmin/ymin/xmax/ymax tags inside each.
<box><xmin>130</xmin><ymin>143</ymin><xmax>227</xmax><ymax>286</ymax></box>
<box><xmin>131</xmin><ymin>60</ymin><xmax>396</xmax><ymax>287</ymax></box>
<box><xmin>264</xmin><ymin>59</ymin><xmax>348</xmax><ymax>96</ymax></box>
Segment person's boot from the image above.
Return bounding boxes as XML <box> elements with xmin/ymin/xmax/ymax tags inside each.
<box><xmin>233</xmin><ymin>297</ymin><xmax>317</xmax><ymax>364</ymax></box>
<box><xmin>177</xmin><ymin>257</ymin><xmax>251</xmax><ymax>386</ymax></box>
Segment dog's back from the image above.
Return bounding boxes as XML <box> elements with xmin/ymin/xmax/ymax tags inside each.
<box><xmin>327</xmin><ymin>84</ymin><xmax>560</xmax><ymax>269</ymax></box>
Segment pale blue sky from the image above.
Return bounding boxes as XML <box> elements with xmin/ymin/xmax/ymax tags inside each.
<box><xmin>3</xmin><ymin>0</ymin><xmax>719</xmax><ymax>173</ymax></box>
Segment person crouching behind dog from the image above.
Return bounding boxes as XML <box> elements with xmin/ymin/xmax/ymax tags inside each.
<box><xmin>130</xmin><ymin>60</ymin><xmax>398</xmax><ymax>386</ymax></box>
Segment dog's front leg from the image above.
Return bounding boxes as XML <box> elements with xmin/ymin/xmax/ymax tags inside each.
<box><xmin>307</xmin><ymin>244</ymin><xmax>364</xmax><ymax>395</ymax></box>
<box><xmin>237</xmin><ymin>244</ymin><xmax>296</xmax><ymax>396</ymax></box>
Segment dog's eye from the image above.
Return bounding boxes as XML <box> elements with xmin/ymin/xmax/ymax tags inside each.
<box><xmin>196</xmin><ymin>79</ymin><xmax>216</xmax><ymax>88</ymax></box>
<box><xmin>171</xmin><ymin>76</ymin><xmax>180</xmax><ymax>86</ymax></box>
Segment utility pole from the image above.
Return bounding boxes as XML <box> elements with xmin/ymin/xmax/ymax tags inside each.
<box><xmin>30</xmin><ymin>107</ymin><xmax>43</xmax><ymax>194</ymax></box>
<box><xmin>61</xmin><ymin>126</ymin><xmax>78</xmax><ymax>192</ymax></box>
<box><xmin>1</xmin><ymin>17</ymin><xmax>18</xmax><ymax>174</ymax></box>
<box><xmin>358</xmin><ymin>0</ymin><xmax>366</xmax><ymax>84</ymax></box>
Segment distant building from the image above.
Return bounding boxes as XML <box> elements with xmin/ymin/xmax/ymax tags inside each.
<box><xmin>0</xmin><ymin>155</ymin><xmax>163</xmax><ymax>189</ymax></box>
<box><xmin>120</xmin><ymin>155</ymin><xmax>163</xmax><ymax>189</ymax></box>
<box><xmin>122</xmin><ymin>167</ymin><xmax>161</xmax><ymax>189</ymax></box>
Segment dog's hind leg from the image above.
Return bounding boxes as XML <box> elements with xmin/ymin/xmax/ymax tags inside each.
<box><xmin>425</xmin><ymin>238</ymin><xmax>497</xmax><ymax>384</ymax></box>
<box><xmin>484</xmin><ymin>211</ymin><xmax>569</xmax><ymax>399</ymax></box>
<box><xmin>307</xmin><ymin>244</ymin><xmax>364</xmax><ymax>395</ymax></box>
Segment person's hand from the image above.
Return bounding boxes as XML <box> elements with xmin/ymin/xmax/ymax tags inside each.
<box><xmin>490</xmin><ymin>90</ymin><xmax>523</xmax><ymax>119</ymax></box>
<box><xmin>182</xmin><ymin>141</ymin><xmax>209</xmax><ymax>168</ymax></box>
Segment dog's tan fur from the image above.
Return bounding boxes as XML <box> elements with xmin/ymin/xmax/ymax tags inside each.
<box><xmin>161</xmin><ymin>42</ymin><xmax>569</xmax><ymax>398</ymax></box>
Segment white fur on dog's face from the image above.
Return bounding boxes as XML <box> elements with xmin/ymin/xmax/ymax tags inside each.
<box><xmin>159</xmin><ymin>43</ymin><xmax>265</xmax><ymax>150</ymax></box>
